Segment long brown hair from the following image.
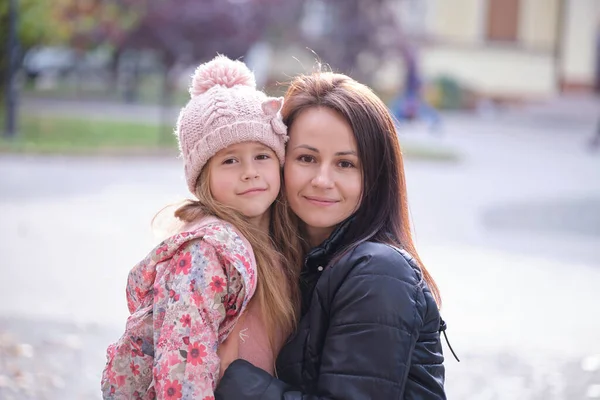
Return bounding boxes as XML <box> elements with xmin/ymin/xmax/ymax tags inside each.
<box><xmin>281</xmin><ymin>71</ymin><xmax>442</xmax><ymax>306</ymax></box>
<box><xmin>172</xmin><ymin>164</ymin><xmax>303</xmax><ymax>348</ymax></box>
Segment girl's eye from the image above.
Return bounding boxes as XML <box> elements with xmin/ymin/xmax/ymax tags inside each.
<box><xmin>298</xmin><ymin>155</ymin><xmax>315</xmax><ymax>163</ymax></box>
<box><xmin>222</xmin><ymin>158</ymin><xmax>237</xmax><ymax>165</ymax></box>
<box><xmin>256</xmin><ymin>154</ymin><xmax>271</xmax><ymax>160</ymax></box>
<box><xmin>338</xmin><ymin>160</ymin><xmax>355</xmax><ymax>168</ymax></box>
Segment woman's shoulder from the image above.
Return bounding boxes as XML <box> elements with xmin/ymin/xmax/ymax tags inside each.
<box><xmin>327</xmin><ymin>242</ymin><xmax>439</xmax><ymax>332</ymax></box>
<box><xmin>342</xmin><ymin>242</ymin><xmax>441</xmax><ymax>329</ymax></box>
<box><xmin>336</xmin><ymin>241</ymin><xmax>422</xmax><ymax>287</ymax></box>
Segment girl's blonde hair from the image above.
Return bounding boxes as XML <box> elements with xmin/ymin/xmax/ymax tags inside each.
<box><xmin>172</xmin><ymin>165</ymin><xmax>303</xmax><ymax>349</ymax></box>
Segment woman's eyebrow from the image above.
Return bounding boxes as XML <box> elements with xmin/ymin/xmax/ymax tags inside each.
<box><xmin>293</xmin><ymin>144</ymin><xmax>319</xmax><ymax>152</ymax></box>
<box><xmin>292</xmin><ymin>145</ymin><xmax>356</xmax><ymax>157</ymax></box>
<box><xmin>335</xmin><ymin>151</ymin><xmax>357</xmax><ymax>156</ymax></box>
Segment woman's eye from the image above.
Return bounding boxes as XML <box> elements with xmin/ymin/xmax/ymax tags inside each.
<box><xmin>338</xmin><ymin>160</ymin><xmax>355</xmax><ymax>168</ymax></box>
<box><xmin>298</xmin><ymin>155</ymin><xmax>315</xmax><ymax>163</ymax></box>
<box><xmin>256</xmin><ymin>154</ymin><xmax>271</xmax><ymax>160</ymax></box>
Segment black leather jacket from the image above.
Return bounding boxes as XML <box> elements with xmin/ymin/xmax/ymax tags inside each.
<box><xmin>216</xmin><ymin>221</ymin><xmax>447</xmax><ymax>399</ymax></box>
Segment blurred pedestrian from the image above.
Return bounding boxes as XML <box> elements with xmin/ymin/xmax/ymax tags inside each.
<box><xmin>101</xmin><ymin>55</ymin><xmax>301</xmax><ymax>399</ymax></box>
<box><xmin>215</xmin><ymin>70</ymin><xmax>453</xmax><ymax>399</ymax></box>
<box><xmin>589</xmin><ymin>21</ymin><xmax>600</xmax><ymax>151</ymax></box>
<box><xmin>589</xmin><ymin>118</ymin><xmax>600</xmax><ymax>150</ymax></box>
<box><xmin>390</xmin><ymin>43</ymin><xmax>442</xmax><ymax>132</ymax></box>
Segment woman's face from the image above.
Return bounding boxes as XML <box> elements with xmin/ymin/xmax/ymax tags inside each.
<box><xmin>284</xmin><ymin>107</ymin><xmax>362</xmax><ymax>246</ymax></box>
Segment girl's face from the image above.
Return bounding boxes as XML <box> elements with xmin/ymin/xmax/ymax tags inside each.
<box><xmin>209</xmin><ymin>141</ymin><xmax>280</xmax><ymax>228</ymax></box>
<box><xmin>284</xmin><ymin>107</ymin><xmax>363</xmax><ymax>246</ymax></box>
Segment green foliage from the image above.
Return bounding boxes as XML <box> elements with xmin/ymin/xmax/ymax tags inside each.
<box><xmin>0</xmin><ymin>1</ymin><xmax>64</xmax><ymax>54</ymax></box>
<box><xmin>0</xmin><ymin>113</ymin><xmax>175</xmax><ymax>153</ymax></box>
<box><xmin>1</xmin><ymin>1</ymin><xmax>65</xmax><ymax>105</ymax></box>
<box><xmin>1</xmin><ymin>0</ymin><xmax>146</xmax><ymax>105</ymax></box>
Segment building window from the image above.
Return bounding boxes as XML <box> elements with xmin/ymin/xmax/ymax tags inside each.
<box><xmin>486</xmin><ymin>0</ymin><xmax>520</xmax><ymax>42</ymax></box>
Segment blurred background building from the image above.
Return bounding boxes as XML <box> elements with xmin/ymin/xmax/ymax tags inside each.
<box><xmin>407</xmin><ymin>0</ymin><xmax>600</xmax><ymax>101</ymax></box>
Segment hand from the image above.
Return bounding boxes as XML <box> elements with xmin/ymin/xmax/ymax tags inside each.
<box><xmin>215</xmin><ymin>360</ymin><xmax>292</xmax><ymax>400</ymax></box>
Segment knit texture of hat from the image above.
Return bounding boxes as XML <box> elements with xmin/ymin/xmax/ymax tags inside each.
<box><xmin>176</xmin><ymin>55</ymin><xmax>288</xmax><ymax>194</ymax></box>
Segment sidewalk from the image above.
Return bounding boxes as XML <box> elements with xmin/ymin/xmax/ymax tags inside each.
<box><xmin>0</xmin><ymin>317</ymin><xmax>114</xmax><ymax>400</ymax></box>
<box><xmin>1</xmin><ymin>315</ymin><xmax>599</xmax><ymax>399</ymax></box>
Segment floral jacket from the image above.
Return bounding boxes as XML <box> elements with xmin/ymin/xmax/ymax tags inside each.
<box><xmin>101</xmin><ymin>216</ymin><xmax>257</xmax><ymax>400</ymax></box>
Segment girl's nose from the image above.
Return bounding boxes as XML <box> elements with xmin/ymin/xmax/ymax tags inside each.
<box><xmin>241</xmin><ymin>164</ymin><xmax>259</xmax><ymax>181</ymax></box>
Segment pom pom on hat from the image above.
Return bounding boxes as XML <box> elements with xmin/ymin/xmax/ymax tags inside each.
<box><xmin>190</xmin><ymin>54</ymin><xmax>256</xmax><ymax>97</ymax></box>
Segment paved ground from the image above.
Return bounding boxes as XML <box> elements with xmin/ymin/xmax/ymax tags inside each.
<box><xmin>0</xmin><ymin>96</ymin><xmax>599</xmax><ymax>399</ymax></box>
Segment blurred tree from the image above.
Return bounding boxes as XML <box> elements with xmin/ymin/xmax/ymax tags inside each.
<box><xmin>118</xmin><ymin>0</ymin><xmax>292</xmax><ymax>137</ymax></box>
<box><xmin>51</xmin><ymin>0</ymin><xmax>148</xmax><ymax>92</ymax></box>
<box><xmin>118</xmin><ymin>0</ymin><xmax>292</xmax><ymax>101</ymax></box>
<box><xmin>122</xmin><ymin>0</ymin><xmax>287</xmax><ymax>69</ymax></box>
<box><xmin>0</xmin><ymin>0</ymin><xmax>148</xmax><ymax>103</ymax></box>
<box><xmin>0</xmin><ymin>0</ymin><xmax>60</xmax><ymax>103</ymax></box>
<box><xmin>51</xmin><ymin>0</ymin><xmax>146</xmax><ymax>49</ymax></box>
<box><xmin>296</xmin><ymin>0</ymin><xmax>405</xmax><ymax>83</ymax></box>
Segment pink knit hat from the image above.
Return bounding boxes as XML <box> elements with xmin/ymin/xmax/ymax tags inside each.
<box><xmin>176</xmin><ymin>55</ymin><xmax>288</xmax><ymax>194</ymax></box>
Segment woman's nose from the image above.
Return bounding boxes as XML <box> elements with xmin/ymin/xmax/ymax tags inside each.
<box><xmin>311</xmin><ymin>167</ymin><xmax>334</xmax><ymax>189</ymax></box>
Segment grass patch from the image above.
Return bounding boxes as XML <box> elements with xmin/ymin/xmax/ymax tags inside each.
<box><xmin>22</xmin><ymin>76</ymin><xmax>189</xmax><ymax>106</ymax></box>
<box><xmin>0</xmin><ymin>113</ymin><xmax>176</xmax><ymax>154</ymax></box>
<box><xmin>401</xmin><ymin>143</ymin><xmax>461</xmax><ymax>162</ymax></box>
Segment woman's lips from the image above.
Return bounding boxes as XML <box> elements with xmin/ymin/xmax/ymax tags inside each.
<box><xmin>303</xmin><ymin>196</ymin><xmax>339</xmax><ymax>206</ymax></box>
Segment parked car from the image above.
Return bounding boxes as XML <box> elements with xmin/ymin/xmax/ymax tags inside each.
<box><xmin>23</xmin><ymin>46</ymin><xmax>76</xmax><ymax>80</ymax></box>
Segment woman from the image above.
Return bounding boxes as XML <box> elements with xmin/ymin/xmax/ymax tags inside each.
<box><xmin>215</xmin><ymin>70</ymin><xmax>449</xmax><ymax>399</ymax></box>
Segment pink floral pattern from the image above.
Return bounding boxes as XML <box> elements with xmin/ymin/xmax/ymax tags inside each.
<box><xmin>101</xmin><ymin>217</ymin><xmax>256</xmax><ymax>399</ymax></box>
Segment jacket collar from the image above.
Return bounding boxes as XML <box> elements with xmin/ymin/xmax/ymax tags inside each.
<box><xmin>304</xmin><ymin>217</ymin><xmax>354</xmax><ymax>273</ymax></box>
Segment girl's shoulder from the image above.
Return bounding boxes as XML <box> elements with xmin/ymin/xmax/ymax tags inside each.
<box><xmin>140</xmin><ymin>216</ymin><xmax>254</xmax><ymax>275</ymax></box>
<box><xmin>179</xmin><ymin>216</ymin><xmax>254</xmax><ymax>258</ymax></box>
<box><xmin>126</xmin><ymin>216</ymin><xmax>257</xmax><ymax>315</ymax></box>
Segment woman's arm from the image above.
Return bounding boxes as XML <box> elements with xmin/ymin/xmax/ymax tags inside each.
<box><xmin>216</xmin><ymin>248</ymin><xmax>439</xmax><ymax>399</ymax></box>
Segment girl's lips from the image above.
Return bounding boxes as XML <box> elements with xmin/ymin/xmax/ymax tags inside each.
<box><xmin>304</xmin><ymin>196</ymin><xmax>338</xmax><ymax>206</ymax></box>
<box><xmin>238</xmin><ymin>188</ymin><xmax>266</xmax><ymax>195</ymax></box>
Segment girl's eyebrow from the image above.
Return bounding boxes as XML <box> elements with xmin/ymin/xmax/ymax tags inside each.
<box><xmin>219</xmin><ymin>143</ymin><xmax>271</xmax><ymax>157</ymax></box>
<box><xmin>255</xmin><ymin>144</ymin><xmax>272</xmax><ymax>152</ymax></box>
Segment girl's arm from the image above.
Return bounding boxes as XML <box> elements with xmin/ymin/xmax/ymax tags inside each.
<box><xmin>154</xmin><ymin>240</ymin><xmax>246</xmax><ymax>399</ymax></box>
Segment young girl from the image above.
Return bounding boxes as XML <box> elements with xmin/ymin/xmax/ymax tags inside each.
<box><xmin>101</xmin><ymin>55</ymin><xmax>301</xmax><ymax>399</ymax></box>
